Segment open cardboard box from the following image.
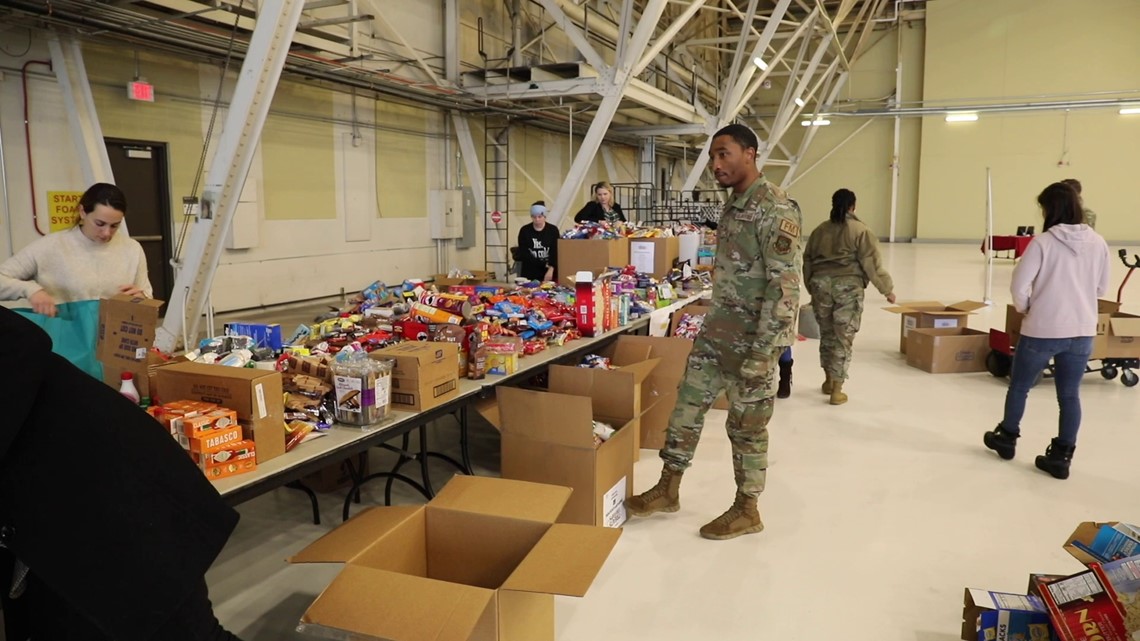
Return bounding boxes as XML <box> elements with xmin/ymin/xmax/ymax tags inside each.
<box><xmin>905</xmin><ymin>327</ymin><xmax>990</xmax><ymax>374</ymax></box>
<box><xmin>497</xmin><ymin>386</ymin><xmax>635</xmax><ymax>527</ymax></box>
<box><xmin>884</xmin><ymin>300</ymin><xmax>986</xmax><ymax>354</ymax></box>
<box><xmin>549</xmin><ymin>339</ymin><xmax>660</xmax><ymax>458</ymax></box>
<box><xmin>291</xmin><ymin>476</ymin><xmax>620</xmax><ymax>641</ymax></box>
<box><xmin>97</xmin><ymin>294</ymin><xmax>166</xmax><ymax>394</ymax></box>
<box><xmin>155</xmin><ymin>362</ymin><xmax>286</xmax><ymax>464</ymax></box>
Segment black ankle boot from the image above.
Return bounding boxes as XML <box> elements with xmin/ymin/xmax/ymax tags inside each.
<box><xmin>1035</xmin><ymin>438</ymin><xmax>1075</xmax><ymax>480</ymax></box>
<box><xmin>983</xmin><ymin>424</ymin><xmax>1018</xmax><ymax>460</ymax></box>
<box><xmin>777</xmin><ymin>359</ymin><xmax>793</xmax><ymax>399</ymax></box>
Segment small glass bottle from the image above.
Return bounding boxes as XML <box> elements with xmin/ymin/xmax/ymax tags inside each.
<box><xmin>119</xmin><ymin>372</ymin><xmax>141</xmax><ymax>404</ymax></box>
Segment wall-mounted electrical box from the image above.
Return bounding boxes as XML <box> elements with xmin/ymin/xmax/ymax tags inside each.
<box><xmin>429</xmin><ymin>189</ymin><xmax>464</xmax><ymax>239</ymax></box>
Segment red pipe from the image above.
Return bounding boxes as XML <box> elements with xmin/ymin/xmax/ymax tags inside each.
<box><xmin>22</xmin><ymin>59</ymin><xmax>53</xmax><ymax>236</ymax></box>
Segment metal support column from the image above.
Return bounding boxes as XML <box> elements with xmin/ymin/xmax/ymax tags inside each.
<box><xmin>47</xmin><ymin>36</ymin><xmax>114</xmax><ymax>188</ymax></box>
<box><xmin>155</xmin><ymin>0</ymin><xmax>305</xmax><ymax>352</ymax></box>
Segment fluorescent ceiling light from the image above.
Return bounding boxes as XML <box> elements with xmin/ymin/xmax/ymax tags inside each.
<box><xmin>1119</xmin><ymin>107</ymin><xmax>1140</xmax><ymax>115</ymax></box>
<box><xmin>945</xmin><ymin>112</ymin><xmax>979</xmax><ymax>122</ymax></box>
<box><xmin>795</xmin><ymin>98</ymin><xmax>806</xmax><ymax>107</ymax></box>
<box><xmin>801</xmin><ymin>119</ymin><xmax>831</xmax><ymax>127</ymax></box>
<box><xmin>753</xmin><ymin>57</ymin><xmax>768</xmax><ymax>71</ymax></box>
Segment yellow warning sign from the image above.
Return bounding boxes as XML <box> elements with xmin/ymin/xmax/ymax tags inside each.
<box><xmin>47</xmin><ymin>191</ymin><xmax>83</xmax><ymax>233</ymax></box>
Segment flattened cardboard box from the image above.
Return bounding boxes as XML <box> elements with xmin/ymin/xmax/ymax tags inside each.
<box><xmin>497</xmin><ymin>386</ymin><xmax>635</xmax><ymax>528</ymax></box>
<box><xmin>906</xmin><ymin>327</ymin><xmax>990</xmax><ymax>374</ymax></box>
<box><xmin>156</xmin><ymin>362</ymin><xmax>286</xmax><ymax>464</ymax></box>
<box><xmin>290</xmin><ymin>476</ymin><xmax>620</xmax><ymax>641</ymax></box>
<box><xmin>884</xmin><ymin>300</ymin><xmax>985</xmax><ymax>354</ymax></box>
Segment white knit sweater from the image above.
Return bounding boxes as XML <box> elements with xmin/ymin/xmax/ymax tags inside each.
<box><xmin>0</xmin><ymin>226</ymin><xmax>152</xmax><ymax>303</ymax></box>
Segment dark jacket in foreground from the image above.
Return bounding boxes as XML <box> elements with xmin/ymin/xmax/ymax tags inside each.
<box><xmin>0</xmin><ymin>306</ymin><xmax>240</xmax><ymax>641</ymax></box>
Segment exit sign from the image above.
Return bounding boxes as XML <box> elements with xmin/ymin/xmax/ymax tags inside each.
<box><xmin>127</xmin><ymin>80</ymin><xmax>154</xmax><ymax>102</ymax></box>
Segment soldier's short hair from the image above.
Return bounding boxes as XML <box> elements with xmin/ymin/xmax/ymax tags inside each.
<box><xmin>712</xmin><ymin>123</ymin><xmax>759</xmax><ymax>152</ymax></box>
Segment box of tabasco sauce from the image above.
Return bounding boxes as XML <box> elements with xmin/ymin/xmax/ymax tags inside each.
<box><xmin>1035</xmin><ymin>569</ymin><xmax>1128</xmax><ymax>641</ymax></box>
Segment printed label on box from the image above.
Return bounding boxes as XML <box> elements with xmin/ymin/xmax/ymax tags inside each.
<box><xmin>255</xmin><ymin>382</ymin><xmax>267</xmax><ymax>419</ymax></box>
<box><xmin>603</xmin><ymin>476</ymin><xmax>628</xmax><ymax>529</ymax></box>
<box><xmin>934</xmin><ymin>318</ymin><xmax>960</xmax><ymax>329</ymax></box>
<box><xmin>334</xmin><ymin>375</ymin><xmax>363</xmax><ymax>415</ymax></box>
<box><xmin>376</xmin><ymin>375</ymin><xmax>390</xmax><ymax>408</ymax></box>
<box><xmin>135</xmin><ymin>347</ymin><xmax>148</xmax><ymax>360</ymax></box>
<box><xmin>955</xmin><ymin>350</ymin><xmax>978</xmax><ymax>362</ymax></box>
<box><xmin>904</xmin><ymin>316</ymin><xmax>917</xmax><ymax>335</ymax></box>
<box><xmin>631</xmin><ymin>243</ymin><xmax>655</xmax><ymax>275</ymax></box>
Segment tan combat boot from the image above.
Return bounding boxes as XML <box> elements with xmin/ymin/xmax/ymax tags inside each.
<box><xmin>829</xmin><ymin>381</ymin><xmax>848</xmax><ymax>405</ymax></box>
<box><xmin>821</xmin><ymin>373</ymin><xmax>833</xmax><ymax>394</ymax></box>
<box><xmin>625</xmin><ymin>467</ymin><xmax>682</xmax><ymax>517</ymax></box>
<box><xmin>699</xmin><ymin>493</ymin><xmax>764</xmax><ymax>540</ymax></box>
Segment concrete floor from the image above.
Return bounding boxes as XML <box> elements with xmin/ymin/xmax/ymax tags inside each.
<box><xmin>204</xmin><ymin>243</ymin><xmax>1140</xmax><ymax>641</ymax></box>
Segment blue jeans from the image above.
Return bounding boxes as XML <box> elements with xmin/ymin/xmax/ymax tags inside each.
<box><xmin>1002</xmin><ymin>336</ymin><xmax>1093</xmax><ymax>446</ymax></box>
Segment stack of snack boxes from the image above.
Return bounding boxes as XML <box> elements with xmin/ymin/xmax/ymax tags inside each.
<box><xmin>150</xmin><ymin>400</ymin><xmax>258</xmax><ymax>480</ymax></box>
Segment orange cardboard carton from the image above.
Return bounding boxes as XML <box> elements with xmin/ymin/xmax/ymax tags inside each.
<box><xmin>176</xmin><ymin>408</ymin><xmax>240</xmax><ymax>439</ymax></box>
<box><xmin>181</xmin><ymin>424</ymin><xmax>243</xmax><ymax>455</ymax></box>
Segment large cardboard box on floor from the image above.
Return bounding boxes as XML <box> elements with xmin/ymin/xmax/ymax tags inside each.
<box><xmin>497</xmin><ymin>386</ymin><xmax>636</xmax><ymax>527</ymax></box>
<box><xmin>156</xmin><ymin>362</ymin><xmax>286</xmax><ymax>464</ymax></box>
<box><xmin>615</xmin><ymin>336</ymin><xmax>694</xmax><ymax>450</ymax></box>
<box><xmin>906</xmin><ymin>327</ymin><xmax>991</xmax><ymax>373</ymax></box>
<box><xmin>548</xmin><ymin>350</ymin><xmax>659</xmax><ymax>458</ymax></box>
<box><xmin>290</xmin><ymin>475</ymin><xmax>620</xmax><ymax>641</ymax></box>
<box><xmin>557</xmin><ymin>237</ymin><xmax>629</xmax><ymax>285</ymax></box>
<box><xmin>372</xmin><ymin>341</ymin><xmax>460</xmax><ymax>412</ymax></box>
<box><xmin>629</xmin><ymin>237</ymin><xmax>680</xmax><ymax>280</ymax></box>
<box><xmin>1005</xmin><ymin>300</ymin><xmax>1128</xmax><ymax>359</ymax></box>
<box><xmin>97</xmin><ymin>294</ymin><xmax>165</xmax><ymax>392</ymax></box>
<box><xmin>884</xmin><ymin>300</ymin><xmax>986</xmax><ymax>354</ymax></box>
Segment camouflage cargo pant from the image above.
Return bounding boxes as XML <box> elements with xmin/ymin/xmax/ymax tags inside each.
<box><xmin>808</xmin><ymin>274</ymin><xmax>865</xmax><ymax>382</ymax></box>
<box><xmin>660</xmin><ymin>337</ymin><xmax>775</xmax><ymax>498</ymax></box>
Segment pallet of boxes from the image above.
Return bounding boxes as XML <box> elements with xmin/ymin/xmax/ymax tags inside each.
<box><xmin>962</xmin><ymin>521</ymin><xmax>1140</xmax><ymax>641</ymax></box>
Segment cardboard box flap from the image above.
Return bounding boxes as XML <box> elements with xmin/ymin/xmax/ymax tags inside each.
<box><xmin>548</xmin><ymin>360</ymin><xmax>661</xmax><ymax>413</ymax></box>
<box><xmin>883</xmin><ymin>301</ymin><xmax>949</xmax><ymax>314</ymax></box>
<box><xmin>160</xmin><ymin>360</ymin><xmax>276</xmax><ymax>382</ymax></box>
<box><xmin>301</xmin><ymin>565</ymin><xmax>494</xmax><ymax>641</ymax></box>
<box><xmin>947</xmin><ymin>300</ymin><xmax>987</xmax><ymax>313</ymax></box>
<box><xmin>609</xmin><ymin>340</ymin><xmax>653</xmax><ymax>366</ymax></box>
<box><xmin>497</xmin><ymin>387</ymin><xmax>596</xmax><ymax>448</ymax></box>
<box><xmin>1063</xmin><ymin>521</ymin><xmax>1115</xmax><ymax>566</ymax></box>
<box><xmin>502</xmin><ymin>523</ymin><xmax>621</xmax><ymax>597</ymax></box>
<box><xmin>1099</xmin><ymin>299</ymin><xmax>1123</xmax><ymax>313</ymax></box>
<box><xmin>428</xmin><ymin>475</ymin><xmax>570</xmax><ymax>523</ymax></box>
<box><xmin>105</xmin><ymin>293</ymin><xmax>165</xmax><ymax>310</ymax></box>
<box><xmin>290</xmin><ymin>506</ymin><xmax>422</xmax><ymax>563</ymax></box>
<box><xmin>1110</xmin><ymin>316</ymin><xmax>1140</xmax><ymax>337</ymax></box>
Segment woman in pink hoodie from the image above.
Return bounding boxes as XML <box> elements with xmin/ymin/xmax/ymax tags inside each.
<box><xmin>983</xmin><ymin>182</ymin><xmax>1110</xmax><ymax>479</ymax></box>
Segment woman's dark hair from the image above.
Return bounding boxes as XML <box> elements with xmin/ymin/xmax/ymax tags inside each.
<box><xmin>1038</xmin><ymin>182</ymin><xmax>1083</xmax><ymax>231</ymax></box>
<box><xmin>79</xmin><ymin>182</ymin><xmax>128</xmax><ymax>215</ymax></box>
<box><xmin>1060</xmin><ymin>178</ymin><xmax>1082</xmax><ymax>195</ymax></box>
<box><xmin>830</xmin><ymin>188</ymin><xmax>856</xmax><ymax>224</ymax></box>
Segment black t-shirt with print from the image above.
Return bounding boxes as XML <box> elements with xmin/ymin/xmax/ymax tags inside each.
<box><xmin>517</xmin><ymin>223</ymin><xmax>560</xmax><ymax>281</ymax></box>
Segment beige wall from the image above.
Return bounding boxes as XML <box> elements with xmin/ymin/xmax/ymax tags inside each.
<box><xmin>263</xmin><ymin>83</ymin><xmax>336</xmax><ymax>221</ymax></box>
<box><xmin>917</xmin><ymin>0</ymin><xmax>1140</xmax><ymax>241</ymax></box>
<box><xmin>772</xmin><ymin>23</ymin><xmax>925</xmax><ymax>240</ymax></box>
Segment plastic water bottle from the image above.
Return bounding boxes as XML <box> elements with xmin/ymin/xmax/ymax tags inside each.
<box><xmin>119</xmin><ymin>372</ymin><xmax>141</xmax><ymax>404</ymax></box>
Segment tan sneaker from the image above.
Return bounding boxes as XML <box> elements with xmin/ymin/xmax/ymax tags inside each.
<box><xmin>821</xmin><ymin>374</ymin><xmax>833</xmax><ymax>394</ymax></box>
<box><xmin>829</xmin><ymin>381</ymin><xmax>848</xmax><ymax>405</ymax></box>
<box><xmin>699</xmin><ymin>493</ymin><xmax>764</xmax><ymax>540</ymax></box>
<box><xmin>625</xmin><ymin>467</ymin><xmax>682</xmax><ymax>517</ymax></box>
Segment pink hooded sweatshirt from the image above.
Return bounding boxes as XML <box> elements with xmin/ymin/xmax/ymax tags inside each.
<box><xmin>1012</xmin><ymin>223</ymin><xmax>1110</xmax><ymax>339</ymax></box>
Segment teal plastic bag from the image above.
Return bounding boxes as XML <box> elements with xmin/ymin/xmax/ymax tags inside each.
<box><xmin>13</xmin><ymin>299</ymin><xmax>104</xmax><ymax>380</ymax></box>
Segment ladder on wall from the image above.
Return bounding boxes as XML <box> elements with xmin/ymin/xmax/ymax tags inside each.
<box><xmin>483</xmin><ymin>115</ymin><xmax>510</xmax><ymax>279</ymax></box>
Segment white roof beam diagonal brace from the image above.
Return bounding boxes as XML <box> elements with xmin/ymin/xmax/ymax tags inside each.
<box><xmin>731</xmin><ymin>10</ymin><xmax>817</xmax><ymax>118</ymax></box>
<box><xmin>633</xmin><ymin>0</ymin><xmax>707</xmax><ymax>77</ymax></box>
<box><xmin>679</xmin><ymin>0</ymin><xmax>794</xmax><ymax>194</ymax></box>
<box><xmin>536</xmin><ymin>0</ymin><xmax>608</xmax><ymax>71</ymax></box>
<box><xmin>155</xmin><ymin>0</ymin><xmax>305</xmax><ymax>352</ymax></box>
<box><xmin>715</xmin><ymin>0</ymin><xmax>760</xmax><ymax>124</ymax></box>
<box><xmin>758</xmin><ymin>25</ymin><xmax>814</xmax><ymax>165</ymax></box>
<box><xmin>360</xmin><ymin>1</ymin><xmax>445</xmax><ymax>87</ymax></box>
<box><xmin>547</xmin><ymin>0</ymin><xmax>669</xmax><ymax>228</ymax></box>
<box><xmin>767</xmin><ymin>33</ymin><xmax>836</xmax><ymax>154</ymax></box>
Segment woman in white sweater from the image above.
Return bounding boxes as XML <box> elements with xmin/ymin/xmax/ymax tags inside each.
<box><xmin>983</xmin><ymin>181</ymin><xmax>1110</xmax><ymax>480</ymax></box>
<box><xmin>0</xmin><ymin>183</ymin><xmax>152</xmax><ymax>316</ymax></box>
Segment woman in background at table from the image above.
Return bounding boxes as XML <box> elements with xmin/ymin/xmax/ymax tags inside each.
<box><xmin>0</xmin><ymin>182</ymin><xmax>151</xmax><ymax>316</ymax></box>
<box><xmin>573</xmin><ymin>181</ymin><xmax>625</xmax><ymax>224</ymax></box>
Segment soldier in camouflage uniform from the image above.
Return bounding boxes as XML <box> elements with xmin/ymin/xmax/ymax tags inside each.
<box><xmin>626</xmin><ymin>124</ymin><xmax>803</xmax><ymax>541</ymax></box>
<box><xmin>802</xmin><ymin>189</ymin><xmax>896</xmax><ymax>405</ymax></box>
